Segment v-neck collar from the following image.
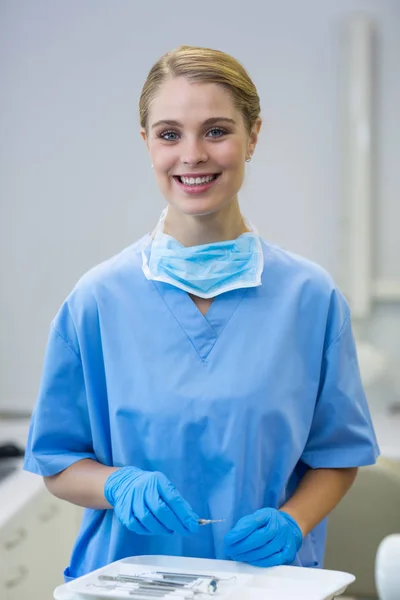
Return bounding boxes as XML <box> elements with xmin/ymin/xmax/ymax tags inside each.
<box><xmin>153</xmin><ymin>281</ymin><xmax>248</xmax><ymax>361</ymax></box>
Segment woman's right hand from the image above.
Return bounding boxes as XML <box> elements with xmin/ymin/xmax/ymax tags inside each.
<box><xmin>104</xmin><ymin>466</ymin><xmax>200</xmax><ymax>536</ymax></box>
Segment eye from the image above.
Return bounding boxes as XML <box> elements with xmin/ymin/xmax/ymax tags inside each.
<box><xmin>206</xmin><ymin>127</ymin><xmax>228</xmax><ymax>138</ymax></box>
<box><xmin>158</xmin><ymin>130</ymin><xmax>180</xmax><ymax>141</ymax></box>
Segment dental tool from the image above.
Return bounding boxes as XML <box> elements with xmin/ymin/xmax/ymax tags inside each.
<box><xmin>197</xmin><ymin>518</ymin><xmax>225</xmax><ymax>525</ymax></box>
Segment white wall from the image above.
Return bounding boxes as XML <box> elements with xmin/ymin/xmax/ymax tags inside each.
<box><xmin>1</xmin><ymin>0</ymin><xmax>399</xmax><ymax>411</ymax></box>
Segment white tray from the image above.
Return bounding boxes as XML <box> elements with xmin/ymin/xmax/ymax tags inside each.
<box><xmin>54</xmin><ymin>555</ymin><xmax>355</xmax><ymax>600</ymax></box>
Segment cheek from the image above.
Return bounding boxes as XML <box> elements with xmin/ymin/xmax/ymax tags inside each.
<box><xmin>150</xmin><ymin>146</ymin><xmax>176</xmax><ymax>174</ymax></box>
<box><xmin>215</xmin><ymin>140</ymin><xmax>246</xmax><ymax>169</ymax></box>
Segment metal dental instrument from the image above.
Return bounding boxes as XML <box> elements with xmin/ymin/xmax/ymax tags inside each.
<box><xmin>89</xmin><ymin>583</ymin><xmax>187</xmax><ymax>598</ymax></box>
<box><xmin>128</xmin><ymin>589</ymin><xmax>192</xmax><ymax>599</ymax></box>
<box><xmin>153</xmin><ymin>572</ymin><xmax>210</xmax><ymax>581</ymax></box>
<box><xmin>153</xmin><ymin>572</ymin><xmax>219</xmax><ymax>592</ymax></box>
<box><xmin>129</xmin><ymin>591</ymin><xmax>181</xmax><ymax>600</ymax></box>
<box><xmin>131</xmin><ymin>585</ymin><xmax>192</xmax><ymax>596</ymax></box>
<box><xmin>92</xmin><ymin>583</ymin><xmax>193</xmax><ymax>598</ymax></box>
<box><xmin>197</xmin><ymin>518</ymin><xmax>225</xmax><ymax>525</ymax></box>
<box><xmin>99</xmin><ymin>574</ymin><xmax>187</xmax><ymax>586</ymax></box>
<box><xmin>97</xmin><ymin>572</ymin><xmax>218</xmax><ymax>595</ymax></box>
<box><xmin>155</xmin><ymin>576</ymin><xmax>217</xmax><ymax>594</ymax></box>
<box><xmin>97</xmin><ymin>574</ymin><xmax>203</xmax><ymax>596</ymax></box>
<box><xmin>128</xmin><ymin>592</ymin><xmax>191</xmax><ymax>599</ymax></box>
<box><xmin>153</xmin><ymin>571</ymin><xmax>221</xmax><ymax>580</ymax></box>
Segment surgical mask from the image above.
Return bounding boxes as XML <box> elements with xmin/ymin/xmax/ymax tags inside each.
<box><xmin>141</xmin><ymin>208</ymin><xmax>264</xmax><ymax>299</ymax></box>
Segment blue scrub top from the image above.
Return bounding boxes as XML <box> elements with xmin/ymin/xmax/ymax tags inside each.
<box><xmin>24</xmin><ymin>235</ymin><xmax>379</xmax><ymax>580</ymax></box>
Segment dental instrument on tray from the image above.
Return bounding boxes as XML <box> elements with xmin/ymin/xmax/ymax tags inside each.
<box><xmin>91</xmin><ymin>585</ymin><xmax>193</xmax><ymax>598</ymax></box>
<box><xmin>91</xmin><ymin>582</ymin><xmax>195</xmax><ymax>598</ymax></box>
<box><xmin>91</xmin><ymin>583</ymin><xmax>197</xmax><ymax>598</ymax></box>
<box><xmin>152</xmin><ymin>571</ymin><xmax>234</xmax><ymax>585</ymax></box>
<box><xmin>96</xmin><ymin>572</ymin><xmax>218</xmax><ymax>595</ymax></box>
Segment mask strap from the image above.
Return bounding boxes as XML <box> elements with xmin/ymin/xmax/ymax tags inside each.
<box><xmin>150</xmin><ymin>207</ymin><xmax>168</xmax><ymax>239</ymax></box>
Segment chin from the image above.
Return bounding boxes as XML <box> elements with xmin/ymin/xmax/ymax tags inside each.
<box><xmin>178</xmin><ymin>205</ymin><xmax>223</xmax><ymax>219</ymax></box>
<box><xmin>169</xmin><ymin>195</ymin><xmax>234</xmax><ymax>218</ymax></box>
<box><xmin>180</xmin><ymin>205</ymin><xmax>220</xmax><ymax>217</ymax></box>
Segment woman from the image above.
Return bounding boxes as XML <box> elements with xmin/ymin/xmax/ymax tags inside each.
<box><xmin>24</xmin><ymin>45</ymin><xmax>379</xmax><ymax>581</ymax></box>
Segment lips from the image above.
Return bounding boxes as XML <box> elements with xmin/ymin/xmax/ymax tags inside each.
<box><xmin>172</xmin><ymin>173</ymin><xmax>221</xmax><ymax>194</ymax></box>
<box><xmin>173</xmin><ymin>174</ymin><xmax>221</xmax><ymax>184</ymax></box>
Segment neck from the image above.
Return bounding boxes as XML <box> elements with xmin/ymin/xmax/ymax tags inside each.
<box><xmin>162</xmin><ymin>198</ymin><xmax>249</xmax><ymax>247</ymax></box>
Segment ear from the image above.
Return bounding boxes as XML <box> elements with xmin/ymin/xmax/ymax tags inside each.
<box><xmin>141</xmin><ymin>128</ymin><xmax>149</xmax><ymax>151</ymax></box>
<box><xmin>247</xmin><ymin>118</ymin><xmax>262</xmax><ymax>158</ymax></box>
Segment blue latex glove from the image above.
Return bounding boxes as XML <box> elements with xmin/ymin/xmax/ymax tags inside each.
<box><xmin>104</xmin><ymin>467</ymin><xmax>201</xmax><ymax>536</ymax></box>
<box><xmin>224</xmin><ymin>508</ymin><xmax>303</xmax><ymax>567</ymax></box>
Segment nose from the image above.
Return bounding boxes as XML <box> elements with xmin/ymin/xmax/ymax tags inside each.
<box><xmin>180</xmin><ymin>138</ymin><xmax>208</xmax><ymax>165</ymax></box>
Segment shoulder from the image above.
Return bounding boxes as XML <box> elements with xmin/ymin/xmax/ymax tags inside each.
<box><xmin>72</xmin><ymin>234</ymin><xmax>148</xmax><ymax>301</ymax></box>
<box><xmin>52</xmin><ymin>235</ymin><xmax>149</xmax><ymax>343</ymax></box>
<box><xmin>261</xmin><ymin>239</ymin><xmax>334</xmax><ymax>291</ymax></box>
<box><xmin>260</xmin><ymin>239</ymin><xmax>350</xmax><ymax>338</ymax></box>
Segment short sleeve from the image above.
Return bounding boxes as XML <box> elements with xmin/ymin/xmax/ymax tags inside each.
<box><xmin>301</xmin><ymin>315</ymin><xmax>380</xmax><ymax>469</ymax></box>
<box><xmin>23</xmin><ymin>323</ymin><xmax>97</xmax><ymax>476</ymax></box>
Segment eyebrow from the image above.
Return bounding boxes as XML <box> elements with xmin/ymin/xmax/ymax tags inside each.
<box><xmin>151</xmin><ymin>117</ymin><xmax>236</xmax><ymax>130</ymax></box>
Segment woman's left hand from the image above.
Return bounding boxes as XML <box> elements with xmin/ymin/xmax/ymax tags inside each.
<box><xmin>224</xmin><ymin>508</ymin><xmax>303</xmax><ymax>567</ymax></box>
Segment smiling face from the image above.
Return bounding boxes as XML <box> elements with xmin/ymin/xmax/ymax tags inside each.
<box><xmin>142</xmin><ymin>77</ymin><xmax>260</xmax><ymax>218</ymax></box>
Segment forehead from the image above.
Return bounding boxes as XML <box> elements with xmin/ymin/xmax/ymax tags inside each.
<box><xmin>148</xmin><ymin>77</ymin><xmax>239</xmax><ymax>125</ymax></box>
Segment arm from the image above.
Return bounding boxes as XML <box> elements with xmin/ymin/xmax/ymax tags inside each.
<box><xmin>44</xmin><ymin>460</ymin><xmax>201</xmax><ymax>535</ymax></box>
<box><xmin>280</xmin><ymin>466</ymin><xmax>358</xmax><ymax>536</ymax></box>
<box><xmin>44</xmin><ymin>459</ymin><xmax>119</xmax><ymax>509</ymax></box>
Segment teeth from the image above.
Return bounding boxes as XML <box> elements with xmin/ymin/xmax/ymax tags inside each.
<box><xmin>179</xmin><ymin>175</ymin><xmax>216</xmax><ymax>185</ymax></box>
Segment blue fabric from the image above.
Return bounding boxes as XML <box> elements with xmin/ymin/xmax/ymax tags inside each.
<box><xmin>224</xmin><ymin>509</ymin><xmax>303</xmax><ymax>567</ymax></box>
<box><xmin>104</xmin><ymin>466</ymin><xmax>200</xmax><ymax>535</ymax></box>
<box><xmin>24</xmin><ymin>235</ymin><xmax>379</xmax><ymax>580</ymax></box>
<box><xmin>143</xmin><ymin>229</ymin><xmax>263</xmax><ymax>299</ymax></box>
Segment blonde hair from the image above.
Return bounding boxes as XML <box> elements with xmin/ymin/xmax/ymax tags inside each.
<box><xmin>139</xmin><ymin>45</ymin><xmax>260</xmax><ymax>134</ymax></box>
